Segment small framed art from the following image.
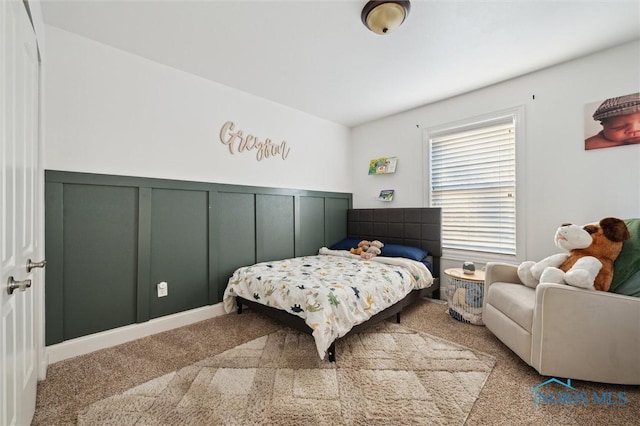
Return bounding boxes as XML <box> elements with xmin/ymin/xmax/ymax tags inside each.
<box><xmin>368</xmin><ymin>157</ymin><xmax>397</xmax><ymax>175</ymax></box>
<box><xmin>378</xmin><ymin>189</ymin><xmax>395</xmax><ymax>202</ymax></box>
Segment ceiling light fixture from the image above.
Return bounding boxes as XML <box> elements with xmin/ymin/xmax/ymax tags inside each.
<box><xmin>361</xmin><ymin>1</ymin><xmax>411</xmax><ymax>35</ymax></box>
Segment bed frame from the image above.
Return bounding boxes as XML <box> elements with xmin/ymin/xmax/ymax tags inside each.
<box><xmin>235</xmin><ymin>207</ymin><xmax>442</xmax><ymax>362</ymax></box>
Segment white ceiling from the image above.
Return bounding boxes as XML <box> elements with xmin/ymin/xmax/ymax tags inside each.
<box><xmin>40</xmin><ymin>0</ymin><xmax>640</xmax><ymax>128</ymax></box>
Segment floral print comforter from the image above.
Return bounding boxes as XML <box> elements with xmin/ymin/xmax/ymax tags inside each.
<box><xmin>223</xmin><ymin>248</ymin><xmax>434</xmax><ymax>359</ymax></box>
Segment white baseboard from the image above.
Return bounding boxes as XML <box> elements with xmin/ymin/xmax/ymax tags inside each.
<box><xmin>46</xmin><ymin>303</ymin><xmax>227</xmax><ymax>365</ymax></box>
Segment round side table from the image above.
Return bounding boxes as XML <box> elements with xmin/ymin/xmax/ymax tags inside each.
<box><xmin>444</xmin><ymin>268</ymin><xmax>486</xmax><ymax>325</ymax></box>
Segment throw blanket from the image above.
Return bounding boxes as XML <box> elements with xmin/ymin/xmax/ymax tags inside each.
<box><xmin>223</xmin><ymin>248</ymin><xmax>434</xmax><ymax>359</ymax></box>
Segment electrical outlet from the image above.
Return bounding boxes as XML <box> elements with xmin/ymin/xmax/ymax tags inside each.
<box><xmin>157</xmin><ymin>281</ymin><xmax>168</xmax><ymax>297</ymax></box>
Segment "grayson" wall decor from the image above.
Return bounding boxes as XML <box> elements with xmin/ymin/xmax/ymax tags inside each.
<box><xmin>219</xmin><ymin>121</ymin><xmax>291</xmax><ymax>161</ymax></box>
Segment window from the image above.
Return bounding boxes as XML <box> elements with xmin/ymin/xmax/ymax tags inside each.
<box><xmin>426</xmin><ymin>108</ymin><xmax>521</xmax><ymax>257</ymax></box>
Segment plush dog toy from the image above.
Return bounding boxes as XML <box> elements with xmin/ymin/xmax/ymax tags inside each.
<box><xmin>517</xmin><ymin>217</ymin><xmax>630</xmax><ymax>291</ymax></box>
<box><xmin>361</xmin><ymin>240</ymin><xmax>384</xmax><ymax>260</ymax></box>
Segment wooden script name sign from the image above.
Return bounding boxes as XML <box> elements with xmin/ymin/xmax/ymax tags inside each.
<box><xmin>219</xmin><ymin>121</ymin><xmax>291</xmax><ymax>161</ymax></box>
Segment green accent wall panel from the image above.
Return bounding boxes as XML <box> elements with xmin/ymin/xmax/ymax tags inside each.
<box><xmin>136</xmin><ymin>188</ymin><xmax>152</xmax><ymax>322</ymax></box>
<box><xmin>44</xmin><ymin>170</ymin><xmax>351</xmax><ymax>344</ymax></box>
<box><xmin>149</xmin><ymin>189</ymin><xmax>209</xmax><ymax>319</ymax></box>
<box><xmin>325</xmin><ymin>197</ymin><xmax>350</xmax><ymax>246</ymax></box>
<box><xmin>62</xmin><ymin>184</ymin><xmax>138</xmax><ymax>340</ymax></box>
<box><xmin>256</xmin><ymin>194</ymin><xmax>294</xmax><ymax>262</ymax></box>
<box><xmin>298</xmin><ymin>196</ymin><xmax>325</xmax><ymax>256</ymax></box>
<box><xmin>44</xmin><ymin>182</ymin><xmax>64</xmax><ymax>345</ymax></box>
<box><xmin>215</xmin><ymin>192</ymin><xmax>256</xmax><ymax>301</ymax></box>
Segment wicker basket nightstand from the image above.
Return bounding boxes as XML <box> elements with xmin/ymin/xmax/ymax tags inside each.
<box><xmin>444</xmin><ymin>268</ymin><xmax>486</xmax><ymax>325</ymax></box>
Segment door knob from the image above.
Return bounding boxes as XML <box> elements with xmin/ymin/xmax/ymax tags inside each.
<box><xmin>26</xmin><ymin>259</ymin><xmax>46</xmax><ymax>273</ymax></box>
<box><xmin>7</xmin><ymin>276</ymin><xmax>32</xmax><ymax>295</ymax></box>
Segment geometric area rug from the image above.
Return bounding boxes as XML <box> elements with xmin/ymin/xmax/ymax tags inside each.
<box><xmin>78</xmin><ymin>322</ymin><xmax>495</xmax><ymax>426</ymax></box>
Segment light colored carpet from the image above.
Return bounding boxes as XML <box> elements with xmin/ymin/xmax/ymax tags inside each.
<box><xmin>34</xmin><ymin>300</ymin><xmax>640</xmax><ymax>425</ymax></box>
<box><xmin>77</xmin><ymin>322</ymin><xmax>495</xmax><ymax>425</ymax></box>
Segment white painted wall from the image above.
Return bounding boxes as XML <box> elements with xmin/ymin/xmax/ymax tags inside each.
<box><xmin>351</xmin><ymin>41</ymin><xmax>640</xmax><ymax>266</ymax></box>
<box><xmin>44</xmin><ymin>26</ymin><xmax>351</xmax><ymax>193</ymax></box>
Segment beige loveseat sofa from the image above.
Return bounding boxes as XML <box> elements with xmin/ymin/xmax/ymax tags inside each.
<box><xmin>483</xmin><ymin>262</ymin><xmax>640</xmax><ymax>385</ymax></box>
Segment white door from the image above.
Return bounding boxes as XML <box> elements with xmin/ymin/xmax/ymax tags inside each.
<box><xmin>1</xmin><ymin>1</ymin><xmax>42</xmax><ymax>425</ymax></box>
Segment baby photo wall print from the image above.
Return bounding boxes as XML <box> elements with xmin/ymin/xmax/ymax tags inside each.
<box><xmin>584</xmin><ymin>92</ymin><xmax>640</xmax><ymax>150</ymax></box>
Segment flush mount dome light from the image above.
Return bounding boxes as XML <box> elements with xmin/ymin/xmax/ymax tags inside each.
<box><xmin>361</xmin><ymin>1</ymin><xmax>411</xmax><ymax>35</ymax></box>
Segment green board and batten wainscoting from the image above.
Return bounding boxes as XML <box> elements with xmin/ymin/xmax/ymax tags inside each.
<box><xmin>45</xmin><ymin>171</ymin><xmax>352</xmax><ymax>346</ymax></box>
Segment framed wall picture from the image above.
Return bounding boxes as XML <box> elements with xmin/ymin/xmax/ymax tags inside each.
<box><xmin>368</xmin><ymin>157</ymin><xmax>397</xmax><ymax>174</ymax></box>
<box><xmin>378</xmin><ymin>189</ymin><xmax>395</xmax><ymax>202</ymax></box>
<box><xmin>584</xmin><ymin>92</ymin><xmax>640</xmax><ymax>150</ymax></box>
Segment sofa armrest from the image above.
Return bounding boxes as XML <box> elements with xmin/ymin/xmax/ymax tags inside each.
<box><xmin>485</xmin><ymin>262</ymin><xmax>523</xmax><ymax>285</ymax></box>
<box><xmin>483</xmin><ymin>262</ymin><xmax>523</xmax><ymax>310</ymax></box>
<box><xmin>531</xmin><ymin>283</ymin><xmax>640</xmax><ymax>384</ymax></box>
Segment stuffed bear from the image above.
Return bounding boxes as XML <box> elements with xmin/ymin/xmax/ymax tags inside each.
<box><xmin>361</xmin><ymin>240</ymin><xmax>384</xmax><ymax>260</ymax></box>
<box><xmin>350</xmin><ymin>240</ymin><xmax>370</xmax><ymax>256</ymax></box>
<box><xmin>517</xmin><ymin>217</ymin><xmax>630</xmax><ymax>291</ymax></box>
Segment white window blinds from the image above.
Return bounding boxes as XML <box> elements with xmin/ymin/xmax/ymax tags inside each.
<box><xmin>429</xmin><ymin>115</ymin><xmax>516</xmax><ymax>255</ymax></box>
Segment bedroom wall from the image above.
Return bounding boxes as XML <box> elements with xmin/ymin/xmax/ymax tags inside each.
<box><xmin>350</xmin><ymin>40</ymin><xmax>640</xmax><ymax>266</ymax></box>
<box><xmin>43</xmin><ymin>26</ymin><xmax>351</xmax><ymax>193</ymax></box>
<box><xmin>41</xmin><ymin>25</ymin><xmax>353</xmax><ymax>359</ymax></box>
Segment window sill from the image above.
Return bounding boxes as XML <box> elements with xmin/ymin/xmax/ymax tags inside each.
<box><xmin>442</xmin><ymin>248</ymin><xmax>518</xmax><ymax>265</ymax></box>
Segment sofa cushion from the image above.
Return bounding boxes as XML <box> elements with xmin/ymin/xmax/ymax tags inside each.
<box><xmin>486</xmin><ymin>282</ymin><xmax>536</xmax><ymax>332</ymax></box>
<box><xmin>612</xmin><ymin>268</ymin><xmax>640</xmax><ymax>297</ymax></box>
<box><xmin>610</xmin><ymin>218</ymin><xmax>640</xmax><ymax>294</ymax></box>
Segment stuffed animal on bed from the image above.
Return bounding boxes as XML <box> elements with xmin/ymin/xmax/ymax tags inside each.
<box><xmin>350</xmin><ymin>240</ymin><xmax>370</xmax><ymax>256</ymax></box>
<box><xmin>517</xmin><ymin>217</ymin><xmax>630</xmax><ymax>291</ymax></box>
<box><xmin>361</xmin><ymin>240</ymin><xmax>384</xmax><ymax>259</ymax></box>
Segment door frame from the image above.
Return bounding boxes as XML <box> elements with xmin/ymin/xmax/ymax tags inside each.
<box><xmin>21</xmin><ymin>0</ymin><xmax>46</xmax><ymax>380</ymax></box>
<box><xmin>25</xmin><ymin>0</ymin><xmax>46</xmax><ymax>381</ymax></box>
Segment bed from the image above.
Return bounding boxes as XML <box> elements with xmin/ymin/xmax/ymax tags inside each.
<box><xmin>222</xmin><ymin>207</ymin><xmax>442</xmax><ymax>361</ymax></box>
